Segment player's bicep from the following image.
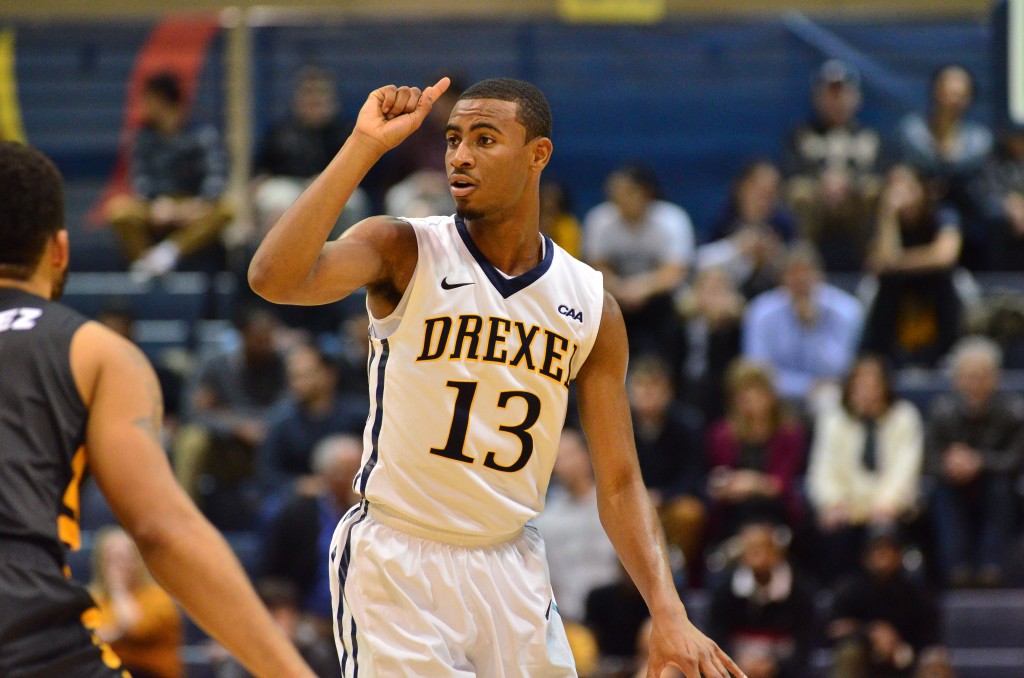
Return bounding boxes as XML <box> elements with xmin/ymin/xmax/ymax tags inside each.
<box><xmin>75</xmin><ymin>326</ymin><xmax>194</xmax><ymax>537</ymax></box>
<box><xmin>576</xmin><ymin>292</ymin><xmax>640</xmax><ymax>492</ymax></box>
<box><xmin>300</xmin><ymin>216</ymin><xmax>417</xmax><ymax>305</ymax></box>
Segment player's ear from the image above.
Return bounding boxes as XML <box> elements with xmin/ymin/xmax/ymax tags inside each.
<box><xmin>51</xmin><ymin>230</ymin><xmax>70</xmax><ymax>272</ymax></box>
<box><xmin>530</xmin><ymin>137</ymin><xmax>552</xmax><ymax>171</ymax></box>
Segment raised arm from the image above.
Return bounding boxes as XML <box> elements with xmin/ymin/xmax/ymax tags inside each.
<box><xmin>248</xmin><ymin>78</ymin><xmax>449</xmax><ymax>306</ymax></box>
<box><xmin>575</xmin><ymin>292</ymin><xmax>743</xmax><ymax>678</ymax></box>
<box><xmin>72</xmin><ymin>322</ymin><xmax>316</xmax><ymax>678</ymax></box>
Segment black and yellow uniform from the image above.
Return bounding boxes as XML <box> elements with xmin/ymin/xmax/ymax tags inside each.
<box><xmin>0</xmin><ymin>287</ymin><xmax>126</xmax><ymax>677</ymax></box>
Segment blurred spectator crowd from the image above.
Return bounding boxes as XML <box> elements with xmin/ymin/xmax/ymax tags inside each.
<box><xmin>60</xmin><ymin>58</ymin><xmax>1024</xmax><ymax>678</ymax></box>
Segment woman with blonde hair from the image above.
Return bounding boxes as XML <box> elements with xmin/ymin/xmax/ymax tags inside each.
<box><xmin>89</xmin><ymin>527</ymin><xmax>183</xmax><ymax>678</ymax></box>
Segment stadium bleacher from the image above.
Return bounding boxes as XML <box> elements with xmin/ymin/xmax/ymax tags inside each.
<box><xmin>682</xmin><ymin>589</ymin><xmax>1024</xmax><ymax>678</ymax></box>
<box><xmin>5</xmin><ymin>7</ymin><xmax>1023</xmax><ymax>677</ymax></box>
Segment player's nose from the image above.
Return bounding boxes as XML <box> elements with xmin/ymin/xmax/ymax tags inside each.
<box><xmin>447</xmin><ymin>140</ymin><xmax>475</xmax><ymax>168</ymax></box>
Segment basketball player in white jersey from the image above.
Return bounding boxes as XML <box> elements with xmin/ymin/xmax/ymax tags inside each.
<box><xmin>249</xmin><ymin>77</ymin><xmax>743</xmax><ymax>678</ymax></box>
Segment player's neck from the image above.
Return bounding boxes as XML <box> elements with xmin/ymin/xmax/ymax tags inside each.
<box><xmin>0</xmin><ymin>274</ymin><xmax>51</xmax><ymax>299</ymax></box>
<box><xmin>463</xmin><ymin>210</ymin><xmax>543</xmax><ymax>277</ymax></box>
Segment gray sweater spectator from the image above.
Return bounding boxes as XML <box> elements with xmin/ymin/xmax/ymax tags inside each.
<box><xmin>535</xmin><ymin>428</ymin><xmax>619</xmax><ymax>623</ymax></box>
<box><xmin>926</xmin><ymin>335</ymin><xmax>1024</xmax><ymax>586</ymax></box>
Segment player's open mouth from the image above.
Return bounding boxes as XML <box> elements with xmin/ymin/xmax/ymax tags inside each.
<box><xmin>449</xmin><ymin>175</ymin><xmax>476</xmax><ymax>198</ymax></box>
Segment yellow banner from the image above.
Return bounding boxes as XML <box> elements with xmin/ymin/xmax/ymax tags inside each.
<box><xmin>558</xmin><ymin>0</ymin><xmax>666</xmax><ymax>23</ymax></box>
<box><xmin>0</xmin><ymin>29</ymin><xmax>27</xmax><ymax>143</ymax></box>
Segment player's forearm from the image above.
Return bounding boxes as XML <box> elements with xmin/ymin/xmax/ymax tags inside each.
<box><xmin>135</xmin><ymin>509</ymin><xmax>314</xmax><ymax>678</ymax></box>
<box><xmin>598</xmin><ymin>475</ymin><xmax>687</xmax><ymax>618</ymax></box>
<box><xmin>248</xmin><ymin>134</ymin><xmax>383</xmax><ymax>302</ymax></box>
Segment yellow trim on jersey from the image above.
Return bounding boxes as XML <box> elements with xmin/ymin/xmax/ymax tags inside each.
<box><xmin>80</xmin><ymin>605</ymin><xmax>127</xmax><ymax>672</ymax></box>
<box><xmin>58</xmin><ymin>446</ymin><xmax>87</xmax><ymax>551</ymax></box>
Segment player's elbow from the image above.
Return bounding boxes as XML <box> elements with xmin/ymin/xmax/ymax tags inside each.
<box><xmin>247</xmin><ymin>257</ymin><xmax>289</xmax><ymax>303</ymax></box>
<box><xmin>122</xmin><ymin>499</ymin><xmax>202</xmax><ymax>558</ymax></box>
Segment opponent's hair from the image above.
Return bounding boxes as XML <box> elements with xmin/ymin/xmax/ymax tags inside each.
<box><xmin>143</xmin><ymin>70</ymin><xmax>183</xmax><ymax>105</ymax></box>
<box><xmin>0</xmin><ymin>141</ymin><xmax>64</xmax><ymax>280</ymax></box>
<box><xmin>459</xmin><ymin>78</ymin><xmax>552</xmax><ymax>141</ymax></box>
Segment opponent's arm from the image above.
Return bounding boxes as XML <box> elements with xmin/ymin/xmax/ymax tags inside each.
<box><xmin>248</xmin><ymin>78</ymin><xmax>450</xmax><ymax>306</ymax></box>
<box><xmin>72</xmin><ymin>322</ymin><xmax>316</xmax><ymax>678</ymax></box>
<box><xmin>576</xmin><ymin>292</ymin><xmax>744</xmax><ymax>678</ymax></box>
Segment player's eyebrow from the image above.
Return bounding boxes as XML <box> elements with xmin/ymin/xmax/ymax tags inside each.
<box><xmin>445</xmin><ymin>122</ymin><xmax>503</xmax><ymax>135</ymax></box>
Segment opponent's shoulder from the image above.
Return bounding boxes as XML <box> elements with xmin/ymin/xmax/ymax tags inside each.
<box><xmin>69</xmin><ymin>320</ymin><xmax>156</xmax><ymax>408</ymax></box>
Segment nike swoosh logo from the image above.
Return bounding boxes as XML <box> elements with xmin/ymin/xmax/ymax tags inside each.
<box><xmin>441</xmin><ymin>277</ymin><xmax>475</xmax><ymax>290</ymax></box>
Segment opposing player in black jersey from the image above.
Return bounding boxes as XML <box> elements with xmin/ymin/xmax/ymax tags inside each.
<box><xmin>0</xmin><ymin>141</ymin><xmax>317</xmax><ymax>677</ymax></box>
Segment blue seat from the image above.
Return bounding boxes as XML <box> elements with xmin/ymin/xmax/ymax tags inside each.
<box><xmin>942</xmin><ymin>590</ymin><xmax>1024</xmax><ymax>649</ymax></box>
<box><xmin>62</xmin><ymin>272</ymin><xmax>211</xmax><ymax>324</ymax></box>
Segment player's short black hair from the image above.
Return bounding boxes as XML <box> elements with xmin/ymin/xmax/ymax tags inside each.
<box><xmin>459</xmin><ymin>78</ymin><xmax>552</xmax><ymax>141</ymax></box>
<box><xmin>0</xmin><ymin>141</ymin><xmax>64</xmax><ymax>280</ymax></box>
<box><xmin>143</xmin><ymin>71</ymin><xmax>183</xmax><ymax>105</ymax></box>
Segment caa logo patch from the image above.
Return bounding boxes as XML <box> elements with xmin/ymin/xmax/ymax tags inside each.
<box><xmin>558</xmin><ymin>305</ymin><xmax>583</xmax><ymax>323</ymax></box>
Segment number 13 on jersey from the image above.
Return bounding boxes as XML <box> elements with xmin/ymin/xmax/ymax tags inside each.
<box><xmin>430</xmin><ymin>380</ymin><xmax>541</xmax><ymax>473</ymax></box>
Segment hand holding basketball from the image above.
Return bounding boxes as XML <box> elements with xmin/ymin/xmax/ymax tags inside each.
<box><xmin>353</xmin><ymin>77</ymin><xmax>451</xmax><ymax>155</ymax></box>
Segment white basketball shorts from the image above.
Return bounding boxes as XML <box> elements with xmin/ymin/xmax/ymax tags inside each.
<box><xmin>328</xmin><ymin>501</ymin><xmax>577</xmax><ymax>677</ymax></box>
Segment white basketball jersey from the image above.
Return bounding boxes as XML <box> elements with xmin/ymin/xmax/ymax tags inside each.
<box><xmin>353</xmin><ymin>215</ymin><xmax>604</xmax><ymax>540</ymax></box>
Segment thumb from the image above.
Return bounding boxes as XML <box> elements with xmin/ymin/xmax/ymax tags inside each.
<box><xmin>423</xmin><ymin>76</ymin><xmax>452</xmax><ymax>106</ymax></box>
<box><xmin>413</xmin><ymin>76</ymin><xmax>451</xmax><ymax>119</ymax></box>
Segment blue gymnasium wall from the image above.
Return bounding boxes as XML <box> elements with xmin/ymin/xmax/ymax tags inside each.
<box><xmin>251</xmin><ymin>17</ymin><xmax>992</xmax><ymax>240</ymax></box>
<box><xmin>9</xmin><ymin>17</ymin><xmax>990</xmax><ymax>239</ymax></box>
<box><xmin>11</xmin><ymin>21</ymin><xmax>224</xmax><ymax>179</ymax></box>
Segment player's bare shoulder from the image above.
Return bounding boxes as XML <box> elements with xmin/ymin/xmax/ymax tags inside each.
<box><xmin>577</xmin><ymin>290</ymin><xmax>629</xmax><ymax>381</ymax></box>
<box><xmin>334</xmin><ymin>215</ymin><xmax>418</xmax><ymax>313</ymax></box>
<box><xmin>68</xmin><ymin>320</ymin><xmax>159</xmax><ymax>409</ymax></box>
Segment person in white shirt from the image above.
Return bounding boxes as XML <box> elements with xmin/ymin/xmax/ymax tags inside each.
<box><xmin>583</xmin><ymin>164</ymin><xmax>694</xmax><ymax>360</ymax></box>
<box><xmin>806</xmin><ymin>354</ymin><xmax>924</xmax><ymax>580</ymax></box>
